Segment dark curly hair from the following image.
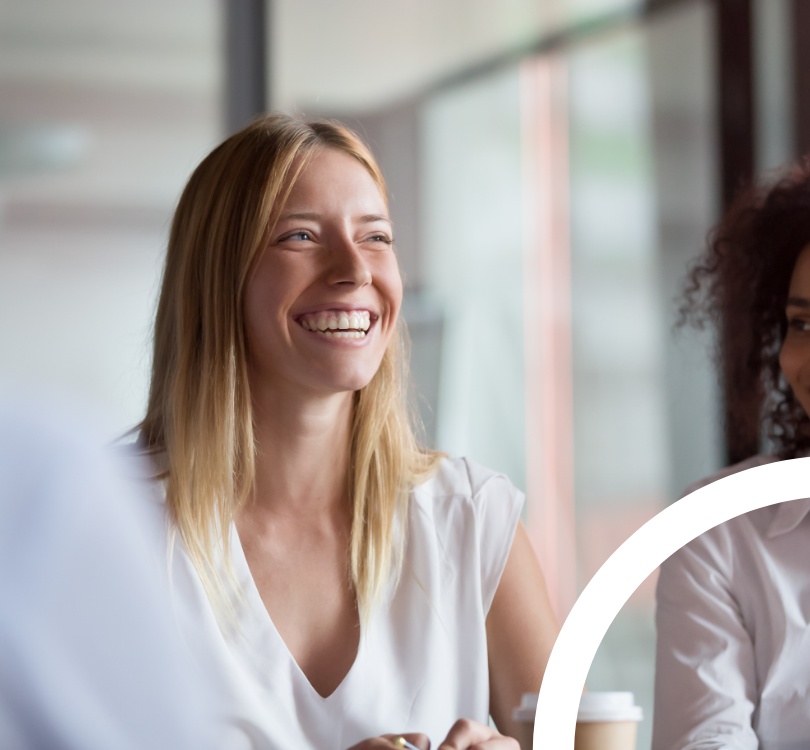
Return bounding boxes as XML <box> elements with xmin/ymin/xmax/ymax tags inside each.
<box><xmin>682</xmin><ymin>158</ymin><xmax>810</xmax><ymax>460</ymax></box>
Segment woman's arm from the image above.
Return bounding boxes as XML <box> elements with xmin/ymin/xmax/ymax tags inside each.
<box><xmin>486</xmin><ymin>522</ymin><xmax>560</xmax><ymax>740</ymax></box>
<box><xmin>652</xmin><ymin>533</ymin><xmax>759</xmax><ymax>750</ymax></box>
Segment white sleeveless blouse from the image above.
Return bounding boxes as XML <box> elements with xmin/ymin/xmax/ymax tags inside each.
<box><xmin>155</xmin><ymin>457</ymin><xmax>523</xmax><ymax>749</ymax></box>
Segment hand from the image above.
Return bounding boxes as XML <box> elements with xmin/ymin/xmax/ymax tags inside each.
<box><xmin>346</xmin><ymin>733</ymin><xmax>431</xmax><ymax>750</ymax></box>
<box><xmin>437</xmin><ymin>719</ymin><xmax>519</xmax><ymax>749</ymax></box>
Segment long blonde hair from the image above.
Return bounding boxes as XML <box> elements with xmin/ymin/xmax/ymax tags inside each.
<box><xmin>139</xmin><ymin>113</ymin><xmax>441</xmax><ymax>621</ymax></box>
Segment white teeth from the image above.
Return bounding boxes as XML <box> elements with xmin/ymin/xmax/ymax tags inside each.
<box><xmin>322</xmin><ymin>330</ymin><xmax>365</xmax><ymax>339</ymax></box>
<box><xmin>299</xmin><ymin>310</ymin><xmax>372</xmax><ymax>334</ymax></box>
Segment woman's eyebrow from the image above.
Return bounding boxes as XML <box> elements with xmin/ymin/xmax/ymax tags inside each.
<box><xmin>358</xmin><ymin>213</ymin><xmax>392</xmax><ymax>225</ymax></box>
<box><xmin>786</xmin><ymin>296</ymin><xmax>810</xmax><ymax>307</ymax></box>
<box><xmin>276</xmin><ymin>212</ymin><xmax>391</xmax><ymax>224</ymax></box>
<box><xmin>277</xmin><ymin>212</ymin><xmax>320</xmax><ymax>222</ymax></box>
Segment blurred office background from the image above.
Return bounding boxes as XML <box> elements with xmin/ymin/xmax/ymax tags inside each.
<box><xmin>1</xmin><ymin>1</ymin><xmax>807</xmax><ymax>747</ymax></box>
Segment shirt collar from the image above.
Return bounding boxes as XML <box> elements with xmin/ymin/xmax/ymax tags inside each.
<box><xmin>767</xmin><ymin>497</ymin><xmax>810</xmax><ymax>538</ymax></box>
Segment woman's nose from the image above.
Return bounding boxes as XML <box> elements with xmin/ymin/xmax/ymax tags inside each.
<box><xmin>326</xmin><ymin>237</ymin><xmax>372</xmax><ymax>287</ymax></box>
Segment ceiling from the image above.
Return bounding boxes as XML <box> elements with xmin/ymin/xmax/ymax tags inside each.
<box><xmin>0</xmin><ymin>0</ymin><xmax>625</xmax><ymax>218</ymax></box>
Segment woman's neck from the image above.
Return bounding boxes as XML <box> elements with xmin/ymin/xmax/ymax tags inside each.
<box><xmin>248</xmin><ymin>387</ymin><xmax>354</xmax><ymax>518</ymax></box>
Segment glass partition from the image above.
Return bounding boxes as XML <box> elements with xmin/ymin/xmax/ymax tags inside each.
<box><xmin>419</xmin><ymin>67</ymin><xmax>528</xmax><ymax>490</ymax></box>
<box><xmin>577</xmin><ymin>6</ymin><xmax>720</xmax><ymax>749</ymax></box>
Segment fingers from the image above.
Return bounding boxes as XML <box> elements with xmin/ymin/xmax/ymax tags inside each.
<box><xmin>347</xmin><ymin>735</ymin><xmax>428</xmax><ymax>750</ymax></box>
<box><xmin>381</xmin><ymin>733</ymin><xmax>431</xmax><ymax>750</ymax></box>
<box><xmin>437</xmin><ymin>719</ymin><xmax>519</xmax><ymax>750</ymax></box>
<box><xmin>346</xmin><ymin>722</ymin><xmax>515</xmax><ymax>750</ymax></box>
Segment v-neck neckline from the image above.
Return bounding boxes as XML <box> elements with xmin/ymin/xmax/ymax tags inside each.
<box><xmin>229</xmin><ymin>523</ymin><xmax>364</xmax><ymax>702</ymax></box>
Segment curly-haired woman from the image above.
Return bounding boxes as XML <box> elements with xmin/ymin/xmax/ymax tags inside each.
<box><xmin>652</xmin><ymin>161</ymin><xmax>810</xmax><ymax>750</ymax></box>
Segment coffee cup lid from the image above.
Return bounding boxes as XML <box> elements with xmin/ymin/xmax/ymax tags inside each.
<box><xmin>577</xmin><ymin>692</ymin><xmax>643</xmax><ymax>723</ymax></box>
<box><xmin>511</xmin><ymin>692</ymin><xmax>539</xmax><ymax>722</ymax></box>
<box><xmin>511</xmin><ymin>690</ymin><xmax>643</xmax><ymax>723</ymax></box>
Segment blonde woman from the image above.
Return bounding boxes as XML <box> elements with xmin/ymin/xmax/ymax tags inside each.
<box><xmin>137</xmin><ymin>113</ymin><xmax>558</xmax><ymax>749</ymax></box>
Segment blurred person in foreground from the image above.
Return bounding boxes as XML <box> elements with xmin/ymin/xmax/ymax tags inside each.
<box><xmin>133</xmin><ymin>113</ymin><xmax>559</xmax><ymax>749</ymax></box>
<box><xmin>0</xmin><ymin>390</ymin><xmax>221</xmax><ymax>749</ymax></box>
<box><xmin>652</xmin><ymin>161</ymin><xmax>810</xmax><ymax>750</ymax></box>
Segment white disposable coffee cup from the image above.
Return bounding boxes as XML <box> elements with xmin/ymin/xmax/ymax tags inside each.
<box><xmin>511</xmin><ymin>692</ymin><xmax>538</xmax><ymax>750</ymax></box>
<box><xmin>510</xmin><ymin>691</ymin><xmax>642</xmax><ymax>750</ymax></box>
<box><xmin>575</xmin><ymin>692</ymin><xmax>642</xmax><ymax>750</ymax></box>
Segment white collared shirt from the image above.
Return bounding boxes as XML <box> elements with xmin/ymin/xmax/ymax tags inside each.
<box><xmin>653</xmin><ymin>455</ymin><xmax>810</xmax><ymax>750</ymax></box>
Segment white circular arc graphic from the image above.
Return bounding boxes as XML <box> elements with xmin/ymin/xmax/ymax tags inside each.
<box><xmin>534</xmin><ymin>456</ymin><xmax>810</xmax><ymax>748</ymax></box>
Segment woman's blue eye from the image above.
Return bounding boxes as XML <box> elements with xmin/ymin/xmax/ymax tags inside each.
<box><xmin>287</xmin><ymin>231</ymin><xmax>312</xmax><ymax>241</ymax></box>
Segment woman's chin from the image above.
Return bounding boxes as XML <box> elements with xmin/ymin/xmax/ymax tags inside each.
<box><xmin>296</xmin><ymin>369</ymin><xmax>379</xmax><ymax>399</ymax></box>
<box><xmin>328</xmin><ymin>373</ymin><xmax>377</xmax><ymax>395</ymax></box>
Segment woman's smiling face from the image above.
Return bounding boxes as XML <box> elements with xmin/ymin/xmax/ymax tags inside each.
<box><xmin>780</xmin><ymin>244</ymin><xmax>810</xmax><ymax>417</ymax></box>
<box><xmin>243</xmin><ymin>147</ymin><xmax>402</xmax><ymax>400</ymax></box>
